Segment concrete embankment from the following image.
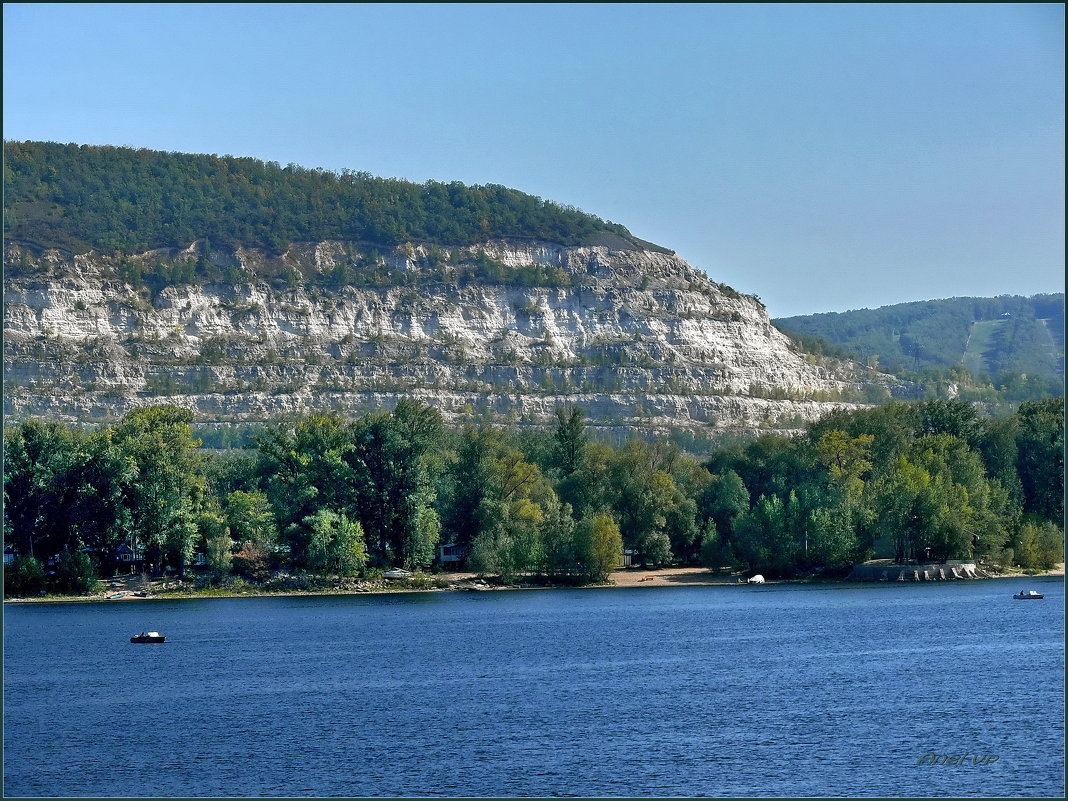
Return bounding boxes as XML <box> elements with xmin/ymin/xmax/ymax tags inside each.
<box><xmin>846</xmin><ymin>562</ymin><xmax>988</xmax><ymax>582</ymax></box>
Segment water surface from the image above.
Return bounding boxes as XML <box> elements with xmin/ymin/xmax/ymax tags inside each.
<box><xmin>4</xmin><ymin>578</ymin><xmax>1064</xmax><ymax>797</ymax></box>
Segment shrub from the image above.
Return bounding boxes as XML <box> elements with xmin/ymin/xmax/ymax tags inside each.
<box><xmin>4</xmin><ymin>555</ymin><xmax>45</xmax><ymax>597</ymax></box>
<box><xmin>232</xmin><ymin>541</ymin><xmax>272</xmax><ymax>582</ymax></box>
<box><xmin>1014</xmin><ymin>522</ymin><xmax>1064</xmax><ymax>571</ymax></box>
<box><xmin>50</xmin><ymin>549</ymin><xmax>100</xmax><ymax>595</ymax></box>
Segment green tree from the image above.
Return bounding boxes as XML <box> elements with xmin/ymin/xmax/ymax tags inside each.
<box><xmin>699</xmin><ymin>520</ymin><xmax>729</xmax><ymax>571</ymax></box>
<box><xmin>816</xmin><ymin>429</ymin><xmax>874</xmax><ymax>499</ymax></box>
<box><xmin>733</xmin><ymin>494</ymin><xmax>796</xmax><ymax>577</ymax></box>
<box><xmin>350</xmin><ymin>400</ymin><xmax>445</xmax><ymax>567</ymax></box>
<box><xmin>808</xmin><ymin>403</ymin><xmax>915</xmax><ymax>471</ymax></box>
<box><xmin>4</xmin><ymin>421</ymin><xmax>136</xmax><ymax>577</ymax></box>
<box><xmin>556</xmin><ymin>441</ymin><xmax>615</xmax><ymax>517</ymax></box>
<box><xmin>1033</xmin><ymin>523</ymin><xmax>1065</xmax><ymax>571</ymax></box>
<box><xmin>917</xmin><ymin>399</ymin><xmax>985</xmax><ymax>447</ymax></box>
<box><xmin>609</xmin><ymin>441</ymin><xmax>692</xmax><ymax>566</ymax></box>
<box><xmin>977</xmin><ymin>417</ymin><xmax>1023</xmax><ymax>505</ymax></box>
<box><xmin>552</xmin><ymin>405</ymin><xmax>588</xmax><ymax>477</ymax></box>
<box><xmin>5</xmin><ymin>141</ymin><xmax>639</xmax><ymax>261</ymax></box>
<box><xmin>468</xmin><ymin>482</ymin><xmax>551</xmax><ymax>581</ymax></box>
<box><xmin>50</xmin><ymin>548</ymin><xmax>99</xmax><ymax>595</ymax></box>
<box><xmin>112</xmin><ymin>406</ymin><xmax>204</xmax><ymax>576</ymax></box>
<box><xmin>1012</xmin><ymin>521</ymin><xmax>1064</xmax><ymax>571</ymax></box>
<box><xmin>698</xmin><ymin>470</ymin><xmax>750</xmax><ymax>551</ymax></box>
<box><xmin>256</xmin><ymin>413</ymin><xmax>356</xmax><ymax>566</ymax></box>
<box><xmin>407</xmin><ymin>506</ymin><xmax>441</xmax><ymax>570</ymax></box>
<box><xmin>68</xmin><ymin>430</ymin><xmax>137</xmax><ymax>574</ymax></box>
<box><xmin>3</xmin><ymin>420</ymin><xmax>85</xmax><ymax>561</ymax></box>
<box><xmin>1015</xmin><ymin>397</ymin><xmax>1064</xmax><ymax>524</ymax></box>
<box><xmin>575</xmin><ymin>513</ymin><xmax>623</xmax><ymax>582</ymax></box>
<box><xmin>225</xmin><ymin>490</ymin><xmax>277</xmax><ymax>549</ymax></box>
<box><xmin>540</xmin><ymin>495</ymin><xmax>578</xmax><ymax>577</ymax></box>
<box><xmin>868</xmin><ymin>452</ymin><xmax>975</xmax><ymax>564</ymax></box>
<box><xmin>442</xmin><ymin>425</ymin><xmax>500</xmax><ymax>549</ymax></box>
<box><xmin>304</xmin><ymin>509</ymin><xmax>368</xmax><ymax>576</ymax></box>
<box><xmin>197</xmin><ymin>508</ymin><xmax>233</xmax><ymax>581</ymax></box>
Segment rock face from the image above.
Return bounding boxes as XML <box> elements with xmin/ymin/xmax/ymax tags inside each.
<box><xmin>3</xmin><ymin>239</ymin><xmax>900</xmax><ymax>438</ymax></box>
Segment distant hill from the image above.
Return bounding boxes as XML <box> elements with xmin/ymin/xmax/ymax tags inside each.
<box><xmin>774</xmin><ymin>294</ymin><xmax>1065</xmax><ymax>389</ymax></box>
<box><xmin>3</xmin><ymin>141</ymin><xmax>668</xmax><ymax>256</ymax></box>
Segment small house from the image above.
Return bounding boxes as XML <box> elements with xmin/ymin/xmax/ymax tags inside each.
<box><xmin>115</xmin><ymin>542</ymin><xmax>145</xmax><ymax>566</ymax></box>
<box><xmin>436</xmin><ymin>543</ymin><xmax>468</xmax><ymax>565</ymax></box>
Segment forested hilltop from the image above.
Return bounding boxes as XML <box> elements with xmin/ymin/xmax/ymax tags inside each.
<box><xmin>5</xmin><ymin>398</ymin><xmax>1062</xmax><ymax>598</ymax></box>
<box><xmin>3</xmin><ymin>141</ymin><xmax>663</xmax><ymax>255</ymax></box>
<box><xmin>775</xmin><ymin>295</ymin><xmax>1064</xmax><ymax>403</ymax></box>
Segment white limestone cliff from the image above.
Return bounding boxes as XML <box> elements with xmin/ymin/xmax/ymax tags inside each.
<box><xmin>3</xmin><ymin>239</ymin><xmax>902</xmax><ymax>437</ymax></box>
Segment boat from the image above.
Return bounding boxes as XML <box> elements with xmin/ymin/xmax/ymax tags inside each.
<box><xmin>383</xmin><ymin>569</ymin><xmax>413</xmax><ymax>580</ymax></box>
<box><xmin>1013</xmin><ymin>590</ymin><xmax>1044</xmax><ymax>600</ymax></box>
<box><xmin>107</xmin><ymin>592</ymin><xmax>127</xmax><ymax>600</ymax></box>
<box><xmin>129</xmin><ymin>631</ymin><xmax>166</xmax><ymax>643</ymax></box>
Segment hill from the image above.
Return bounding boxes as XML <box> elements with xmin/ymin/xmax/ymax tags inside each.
<box><xmin>774</xmin><ymin>295</ymin><xmax>1064</xmax><ymax>397</ymax></box>
<box><xmin>3</xmin><ymin>143</ymin><xmax>901</xmax><ymax>447</ymax></box>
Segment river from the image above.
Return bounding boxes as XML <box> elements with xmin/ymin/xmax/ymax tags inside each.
<box><xmin>4</xmin><ymin>578</ymin><xmax>1064</xmax><ymax>797</ymax></box>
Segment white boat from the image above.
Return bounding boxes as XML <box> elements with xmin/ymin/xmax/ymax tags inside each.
<box><xmin>1013</xmin><ymin>590</ymin><xmax>1044</xmax><ymax>600</ymax></box>
<box><xmin>130</xmin><ymin>631</ymin><xmax>166</xmax><ymax>643</ymax></box>
<box><xmin>383</xmin><ymin>569</ymin><xmax>413</xmax><ymax>580</ymax></box>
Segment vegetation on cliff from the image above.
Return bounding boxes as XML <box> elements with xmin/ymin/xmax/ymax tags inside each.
<box><xmin>4</xmin><ymin>141</ymin><xmax>658</xmax><ymax>256</ymax></box>
<box><xmin>4</xmin><ymin>397</ymin><xmax>1062</xmax><ymax>596</ymax></box>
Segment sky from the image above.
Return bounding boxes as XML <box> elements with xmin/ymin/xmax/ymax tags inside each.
<box><xmin>3</xmin><ymin>3</ymin><xmax>1064</xmax><ymax>318</ymax></box>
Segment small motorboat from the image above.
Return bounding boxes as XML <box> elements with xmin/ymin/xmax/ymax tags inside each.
<box><xmin>383</xmin><ymin>569</ymin><xmax>413</xmax><ymax>580</ymax></box>
<box><xmin>130</xmin><ymin>631</ymin><xmax>166</xmax><ymax>643</ymax></box>
<box><xmin>107</xmin><ymin>592</ymin><xmax>127</xmax><ymax>600</ymax></box>
<box><xmin>1013</xmin><ymin>590</ymin><xmax>1044</xmax><ymax>600</ymax></box>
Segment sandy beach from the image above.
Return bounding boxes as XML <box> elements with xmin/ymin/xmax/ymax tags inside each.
<box><xmin>5</xmin><ymin>562</ymin><xmax>1062</xmax><ymax>605</ymax></box>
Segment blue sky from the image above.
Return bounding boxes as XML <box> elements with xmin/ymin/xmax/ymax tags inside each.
<box><xmin>4</xmin><ymin>3</ymin><xmax>1063</xmax><ymax>317</ymax></box>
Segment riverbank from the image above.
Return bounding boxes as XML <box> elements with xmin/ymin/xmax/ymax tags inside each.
<box><xmin>5</xmin><ymin>562</ymin><xmax>1062</xmax><ymax>605</ymax></box>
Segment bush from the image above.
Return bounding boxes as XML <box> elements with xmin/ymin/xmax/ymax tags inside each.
<box><xmin>304</xmin><ymin>510</ymin><xmax>368</xmax><ymax>576</ymax></box>
<box><xmin>1014</xmin><ymin>521</ymin><xmax>1065</xmax><ymax>571</ymax></box>
<box><xmin>393</xmin><ymin>572</ymin><xmax>451</xmax><ymax>590</ymax></box>
<box><xmin>232</xmin><ymin>541</ymin><xmax>271</xmax><ymax>582</ymax></box>
<box><xmin>261</xmin><ymin>571</ymin><xmax>329</xmax><ymax>592</ymax></box>
<box><xmin>4</xmin><ymin>555</ymin><xmax>45</xmax><ymax>597</ymax></box>
<box><xmin>204</xmin><ymin>575</ymin><xmax>253</xmax><ymax>593</ymax></box>
<box><xmin>49</xmin><ymin>549</ymin><xmax>100</xmax><ymax>595</ymax></box>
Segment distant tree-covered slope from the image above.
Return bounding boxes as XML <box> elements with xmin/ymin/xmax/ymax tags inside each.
<box><xmin>775</xmin><ymin>295</ymin><xmax>1064</xmax><ymax>387</ymax></box>
<box><xmin>3</xmin><ymin>141</ymin><xmax>665</xmax><ymax>255</ymax></box>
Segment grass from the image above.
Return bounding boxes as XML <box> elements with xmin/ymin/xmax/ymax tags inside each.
<box><xmin>961</xmin><ymin>319</ymin><xmax>1004</xmax><ymax>376</ymax></box>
